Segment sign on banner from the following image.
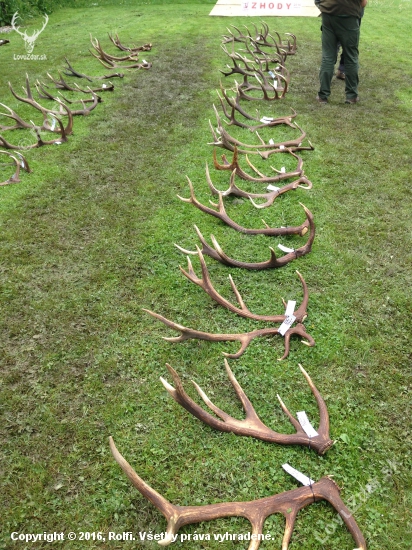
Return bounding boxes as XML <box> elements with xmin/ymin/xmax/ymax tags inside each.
<box><xmin>242</xmin><ymin>2</ymin><xmax>302</xmax><ymax>14</ymax></box>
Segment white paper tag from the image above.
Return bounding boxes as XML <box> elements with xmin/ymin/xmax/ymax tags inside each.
<box><xmin>281</xmin><ymin>166</ymin><xmax>286</xmax><ymax>173</ymax></box>
<box><xmin>273</xmin><ymin>80</ymin><xmax>278</xmax><ymax>89</ymax></box>
<box><xmin>260</xmin><ymin>116</ymin><xmax>274</xmax><ymax>123</ymax></box>
<box><xmin>102</xmin><ymin>84</ymin><xmax>107</xmax><ymax>88</ymax></box>
<box><xmin>284</xmin><ymin>300</ymin><xmax>296</xmax><ymax>316</ymax></box>
<box><xmin>282</xmin><ymin>464</ymin><xmax>315</xmax><ymax>486</ymax></box>
<box><xmin>267</xmin><ymin>184</ymin><xmax>280</xmax><ymax>192</ymax></box>
<box><xmin>278</xmin><ymin>244</ymin><xmax>295</xmax><ymax>253</ymax></box>
<box><xmin>279</xmin><ymin>145</ymin><xmax>285</xmax><ymax>150</ymax></box>
<box><xmin>269</xmin><ymin>138</ymin><xmax>275</xmax><ymax>145</ymax></box>
<box><xmin>143</xmin><ymin>59</ymin><xmax>147</xmax><ymax>63</ymax></box>
<box><xmin>54</xmin><ymin>141</ymin><xmax>62</xmax><ymax>145</ymax></box>
<box><xmin>297</xmin><ymin>411</ymin><xmax>319</xmax><ymax>437</ymax></box>
<box><xmin>268</xmin><ymin>70</ymin><xmax>275</xmax><ymax>78</ymax></box>
<box><xmin>278</xmin><ymin>314</ymin><xmax>296</xmax><ymax>336</ymax></box>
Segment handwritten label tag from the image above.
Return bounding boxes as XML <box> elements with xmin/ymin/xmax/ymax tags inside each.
<box><xmin>282</xmin><ymin>464</ymin><xmax>315</xmax><ymax>486</ymax></box>
<box><xmin>267</xmin><ymin>184</ymin><xmax>280</xmax><ymax>192</ymax></box>
<box><xmin>278</xmin><ymin>300</ymin><xmax>296</xmax><ymax>336</ymax></box>
<box><xmin>281</xmin><ymin>166</ymin><xmax>286</xmax><ymax>173</ymax></box>
<box><xmin>278</xmin><ymin>315</ymin><xmax>296</xmax><ymax>336</ymax></box>
<box><xmin>278</xmin><ymin>244</ymin><xmax>295</xmax><ymax>253</ymax></box>
<box><xmin>297</xmin><ymin>411</ymin><xmax>319</xmax><ymax>437</ymax></box>
<box><xmin>269</xmin><ymin>138</ymin><xmax>275</xmax><ymax>145</ymax></box>
<box><xmin>279</xmin><ymin>145</ymin><xmax>285</xmax><ymax>150</ymax></box>
<box><xmin>260</xmin><ymin>116</ymin><xmax>274</xmax><ymax>123</ymax></box>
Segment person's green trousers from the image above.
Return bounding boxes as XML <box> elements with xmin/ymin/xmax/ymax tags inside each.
<box><xmin>318</xmin><ymin>13</ymin><xmax>361</xmax><ymax>101</ymax></box>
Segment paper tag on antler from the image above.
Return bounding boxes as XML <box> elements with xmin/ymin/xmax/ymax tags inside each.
<box><xmin>279</xmin><ymin>145</ymin><xmax>285</xmax><ymax>149</ymax></box>
<box><xmin>260</xmin><ymin>116</ymin><xmax>274</xmax><ymax>123</ymax></box>
<box><xmin>297</xmin><ymin>411</ymin><xmax>319</xmax><ymax>437</ymax></box>
<box><xmin>278</xmin><ymin>244</ymin><xmax>295</xmax><ymax>253</ymax></box>
<box><xmin>267</xmin><ymin>184</ymin><xmax>280</xmax><ymax>192</ymax></box>
<box><xmin>269</xmin><ymin>138</ymin><xmax>275</xmax><ymax>145</ymax></box>
<box><xmin>281</xmin><ymin>166</ymin><xmax>286</xmax><ymax>173</ymax></box>
<box><xmin>278</xmin><ymin>300</ymin><xmax>296</xmax><ymax>336</ymax></box>
<box><xmin>282</xmin><ymin>464</ymin><xmax>315</xmax><ymax>486</ymax></box>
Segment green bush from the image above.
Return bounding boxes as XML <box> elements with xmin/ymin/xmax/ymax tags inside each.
<box><xmin>0</xmin><ymin>0</ymin><xmax>80</xmax><ymax>26</ymax></box>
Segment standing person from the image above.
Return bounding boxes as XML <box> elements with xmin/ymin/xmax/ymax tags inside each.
<box><xmin>316</xmin><ymin>0</ymin><xmax>367</xmax><ymax>104</ymax></box>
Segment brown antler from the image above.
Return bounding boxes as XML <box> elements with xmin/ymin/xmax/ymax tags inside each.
<box><xmin>63</xmin><ymin>57</ymin><xmax>124</xmax><ymax>80</ymax></box>
<box><xmin>217</xmin><ymin>87</ymin><xmax>297</xmax><ymax>132</ymax></box>
<box><xmin>175</xmin><ymin>207</ymin><xmax>314</xmax><ymax>270</ymax></box>
<box><xmin>0</xmin><ymin>150</ymin><xmax>31</xmax><ymax>185</ymax></box>
<box><xmin>108</xmin><ymin>32</ymin><xmax>152</xmax><ymax>52</ymax></box>
<box><xmin>35</xmin><ymin>81</ymin><xmax>101</xmax><ymax>117</ymax></box>
<box><xmin>143</xmin><ymin>263</ymin><xmax>313</xmax><ymax>359</ymax></box>
<box><xmin>212</xmin><ymin>147</ymin><xmax>306</xmax><ymax>184</ymax></box>
<box><xmin>177</xmin><ymin>178</ymin><xmax>310</xmax><ymax>237</ymax></box>
<box><xmin>161</xmin><ymin>361</ymin><xmax>332</xmax><ymax>455</ymax></box>
<box><xmin>206</xmin><ymin>164</ymin><xmax>312</xmax><ymax>208</ymax></box>
<box><xmin>47</xmin><ymin>72</ymin><xmax>115</xmax><ymax>93</ymax></box>
<box><xmin>110</xmin><ymin>437</ymin><xmax>367</xmax><ymax>549</ymax></box>
<box><xmin>176</xmin><ymin>250</ymin><xmax>310</xmax><ymax>322</ymax></box>
<box><xmin>209</xmin><ymin>108</ymin><xmax>313</xmax><ymax>158</ymax></box>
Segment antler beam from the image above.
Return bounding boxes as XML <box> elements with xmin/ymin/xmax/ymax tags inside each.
<box><xmin>110</xmin><ymin>437</ymin><xmax>367</xmax><ymax>550</ymax></box>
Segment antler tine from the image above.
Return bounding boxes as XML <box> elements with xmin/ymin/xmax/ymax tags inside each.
<box><xmin>109</xmin><ymin>437</ymin><xmax>180</xmax><ymax>546</ymax></box>
<box><xmin>161</xmin><ymin>363</ymin><xmax>234</xmax><ymax>426</ymax></box>
<box><xmin>294</xmin><ymin>264</ymin><xmax>309</xmax><ymax>322</ymax></box>
<box><xmin>298</xmin><ymin>364</ymin><xmax>330</xmax><ymax>440</ymax></box>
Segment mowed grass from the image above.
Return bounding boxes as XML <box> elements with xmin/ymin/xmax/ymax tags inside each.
<box><xmin>0</xmin><ymin>1</ymin><xmax>411</xmax><ymax>549</ymax></box>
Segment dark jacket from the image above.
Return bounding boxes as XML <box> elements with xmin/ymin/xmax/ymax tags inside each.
<box><xmin>317</xmin><ymin>0</ymin><xmax>363</xmax><ymax>17</ymax></box>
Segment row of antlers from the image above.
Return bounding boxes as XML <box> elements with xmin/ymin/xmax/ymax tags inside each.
<box><xmin>0</xmin><ymin>31</ymin><xmax>152</xmax><ymax>183</ymax></box>
<box><xmin>110</xmin><ymin>21</ymin><xmax>368</xmax><ymax>550</ymax></box>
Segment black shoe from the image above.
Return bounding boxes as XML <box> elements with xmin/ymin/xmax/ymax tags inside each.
<box><xmin>336</xmin><ymin>70</ymin><xmax>345</xmax><ymax>80</ymax></box>
<box><xmin>345</xmin><ymin>97</ymin><xmax>359</xmax><ymax>104</ymax></box>
<box><xmin>316</xmin><ymin>94</ymin><xmax>328</xmax><ymax>104</ymax></box>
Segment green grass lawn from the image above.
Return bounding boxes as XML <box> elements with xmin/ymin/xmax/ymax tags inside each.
<box><xmin>0</xmin><ymin>1</ymin><xmax>411</xmax><ymax>548</ymax></box>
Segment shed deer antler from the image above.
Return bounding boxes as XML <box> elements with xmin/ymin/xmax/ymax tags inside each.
<box><xmin>178</xmin><ymin>178</ymin><xmax>310</xmax><ymax>237</ymax></box>
<box><xmin>212</xmin><ymin>147</ymin><xmax>306</xmax><ymax>184</ymax></box>
<box><xmin>143</xmin><ymin>266</ymin><xmax>314</xmax><ymax>360</ymax></box>
<box><xmin>0</xmin><ymin>151</ymin><xmax>31</xmax><ymax>185</ymax></box>
<box><xmin>205</xmin><ymin>164</ymin><xmax>312</xmax><ymax>209</ymax></box>
<box><xmin>109</xmin><ymin>437</ymin><xmax>367</xmax><ymax>549</ymax></box>
<box><xmin>175</xmin><ymin>210</ymin><xmax>314</xmax><ymax>270</ymax></box>
<box><xmin>161</xmin><ymin>361</ymin><xmax>332</xmax><ymax>455</ymax></box>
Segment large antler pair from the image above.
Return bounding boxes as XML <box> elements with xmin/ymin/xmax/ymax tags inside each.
<box><xmin>110</xmin><ymin>436</ymin><xmax>366</xmax><ymax>550</ymax></box>
<box><xmin>144</xmin><ymin>260</ymin><xmax>314</xmax><ymax>360</ymax></box>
